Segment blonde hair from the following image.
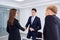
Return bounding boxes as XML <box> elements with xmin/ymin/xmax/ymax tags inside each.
<box><xmin>47</xmin><ymin>4</ymin><xmax>57</xmax><ymax>14</ymax></box>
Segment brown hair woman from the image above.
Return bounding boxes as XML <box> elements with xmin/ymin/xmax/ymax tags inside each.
<box><xmin>6</xmin><ymin>8</ymin><xmax>25</xmax><ymax>40</ymax></box>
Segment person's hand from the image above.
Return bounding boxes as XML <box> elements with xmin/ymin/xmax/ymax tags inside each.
<box><xmin>24</xmin><ymin>27</ymin><xmax>27</xmax><ymax>30</ymax></box>
<box><xmin>23</xmin><ymin>28</ymin><xmax>26</xmax><ymax>31</ymax></box>
<box><xmin>30</xmin><ymin>28</ymin><xmax>34</xmax><ymax>31</ymax></box>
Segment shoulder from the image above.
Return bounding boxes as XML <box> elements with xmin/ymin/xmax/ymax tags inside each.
<box><xmin>29</xmin><ymin>16</ymin><xmax>32</xmax><ymax>18</ymax></box>
<box><xmin>45</xmin><ymin>15</ymin><xmax>57</xmax><ymax>23</ymax></box>
<box><xmin>36</xmin><ymin>16</ymin><xmax>40</xmax><ymax>19</ymax></box>
<box><xmin>28</xmin><ymin>16</ymin><xmax>32</xmax><ymax>19</ymax></box>
<box><xmin>45</xmin><ymin>15</ymin><xmax>55</xmax><ymax>20</ymax></box>
<box><xmin>14</xmin><ymin>18</ymin><xmax>19</xmax><ymax>22</ymax></box>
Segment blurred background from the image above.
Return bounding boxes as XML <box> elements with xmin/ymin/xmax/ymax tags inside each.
<box><xmin>0</xmin><ymin>0</ymin><xmax>60</xmax><ymax>40</ymax></box>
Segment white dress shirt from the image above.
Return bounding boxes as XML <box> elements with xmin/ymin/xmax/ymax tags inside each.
<box><xmin>31</xmin><ymin>16</ymin><xmax>36</xmax><ymax>24</ymax></box>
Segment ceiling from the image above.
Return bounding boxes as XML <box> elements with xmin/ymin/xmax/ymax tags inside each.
<box><xmin>0</xmin><ymin>0</ymin><xmax>57</xmax><ymax>5</ymax></box>
<box><xmin>0</xmin><ymin>0</ymin><xmax>52</xmax><ymax>4</ymax></box>
<box><xmin>0</xmin><ymin>0</ymin><xmax>60</xmax><ymax>8</ymax></box>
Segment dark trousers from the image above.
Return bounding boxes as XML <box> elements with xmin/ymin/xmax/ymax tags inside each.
<box><xmin>27</xmin><ymin>31</ymin><xmax>37</xmax><ymax>40</ymax></box>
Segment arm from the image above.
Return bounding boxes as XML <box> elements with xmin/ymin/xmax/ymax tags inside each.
<box><xmin>48</xmin><ymin>21</ymin><xmax>59</xmax><ymax>40</ymax></box>
<box><xmin>34</xmin><ymin>18</ymin><xmax>41</xmax><ymax>30</ymax></box>
<box><xmin>15</xmin><ymin>21</ymin><xmax>25</xmax><ymax>31</ymax></box>
<box><xmin>25</xmin><ymin>16</ymin><xmax>31</xmax><ymax>28</ymax></box>
<box><xmin>37</xmin><ymin>18</ymin><xmax>41</xmax><ymax>30</ymax></box>
<box><xmin>6</xmin><ymin>23</ymin><xmax>10</xmax><ymax>33</ymax></box>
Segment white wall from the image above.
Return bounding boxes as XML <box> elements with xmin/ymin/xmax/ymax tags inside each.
<box><xmin>19</xmin><ymin>3</ymin><xmax>60</xmax><ymax>33</ymax></box>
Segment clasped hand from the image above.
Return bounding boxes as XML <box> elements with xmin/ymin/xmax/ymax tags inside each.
<box><xmin>24</xmin><ymin>27</ymin><xmax>34</xmax><ymax>31</ymax></box>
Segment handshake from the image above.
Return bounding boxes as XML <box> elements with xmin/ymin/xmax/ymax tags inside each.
<box><xmin>24</xmin><ymin>27</ymin><xmax>35</xmax><ymax>31</ymax></box>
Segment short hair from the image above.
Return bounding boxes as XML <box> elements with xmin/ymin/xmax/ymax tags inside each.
<box><xmin>10</xmin><ymin>8</ymin><xmax>17</xmax><ymax>11</ymax></box>
<box><xmin>32</xmin><ymin>8</ymin><xmax>37</xmax><ymax>12</ymax></box>
<box><xmin>47</xmin><ymin>4</ymin><xmax>57</xmax><ymax>14</ymax></box>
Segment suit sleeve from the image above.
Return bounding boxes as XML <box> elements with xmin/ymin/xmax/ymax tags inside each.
<box><xmin>6</xmin><ymin>23</ymin><xmax>10</xmax><ymax>33</ymax></box>
<box><xmin>25</xmin><ymin>16</ymin><xmax>31</xmax><ymax>28</ymax></box>
<box><xmin>49</xmin><ymin>20</ymin><xmax>59</xmax><ymax>40</ymax></box>
<box><xmin>15</xmin><ymin>21</ymin><xmax>25</xmax><ymax>31</ymax></box>
<box><xmin>34</xmin><ymin>18</ymin><xmax>41</xmax><ymax>30</ymax></box>
<box><xmin>37</xmin><ymin>18</ymin><xmax>41</xmax><ymax>30</ymax></box>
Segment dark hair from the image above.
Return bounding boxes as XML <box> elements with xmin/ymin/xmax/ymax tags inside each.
<box><xmin>32</xmin><ymin>8</ymin><xmax>37</xmax><ymax>12</ymax></box>
<box><xmin>11</xmin><ymin>8</ymin><xmax>17</xmax><ymax>11</ymax></box>
<box><xmin>8</xmin><ymin>8</ymin><xmax>17</xmax><ymax>25</ymax></box>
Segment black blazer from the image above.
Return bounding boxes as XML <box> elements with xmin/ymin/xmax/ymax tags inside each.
<box><xmin>25</xmin><ymin>16</ymin><xmax>41</xmax><ymax>39</ymax></box>
<box><xmin>25</xmin><ymin>16</ymin><xmax>41</xmax><ymax>31</ymax></box>
<box><xmin>6</xmin><ymin>18</ymin><xmax>25</xmax><ymax>40</ymax></box>
<box><xmin>43</xmin><ymin>15</ymin><xmax>60</xmax><ymax>40</ymax></box>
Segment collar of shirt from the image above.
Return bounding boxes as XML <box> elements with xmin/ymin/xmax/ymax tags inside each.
<box><xmin>32</xmin><ymin>16</ymin><xmax>36</xmax><ymax>18</ymax></box>
<box><xmin>31</xmin><ymin>16</ymin><xmax>36</xmax><ymax>24</ymax></box>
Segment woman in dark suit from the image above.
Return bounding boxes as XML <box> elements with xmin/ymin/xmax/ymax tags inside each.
<box><xmin>6</xmin><ymin>8</ymin><xmax>25</xmax><ymax>40</ymax></box>
<box><xmin>43</xmin><ymin>5</ymin><xmax>60</xmax><ymax>40</ymax></box>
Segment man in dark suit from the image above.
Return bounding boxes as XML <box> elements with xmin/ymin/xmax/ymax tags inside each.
<box><xmin>43</xmin><ymin>5</ymin><xmax>60</xmax><ymax>40</ymax></box>
<box><xmin>25</xmin><ymin>8</ymin><xmax>41</xmax><ymax>40</ymax></box>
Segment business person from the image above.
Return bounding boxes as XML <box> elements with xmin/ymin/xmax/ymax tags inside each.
<box><xmin>25</xmin><ymin>8</ymin><xmax>41</xmax><ymax>40</ymax></box>
<box><xmin>43</xmin><ymin>5</ymin><xmax>60</xmax><ymax>40</ymax></box>
<box><xmin>6</xmin><ymin>8</ymin><xmax>25</xmax><ymax>40</ymax></box>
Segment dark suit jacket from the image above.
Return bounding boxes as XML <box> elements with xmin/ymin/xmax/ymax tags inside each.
<box><xmin>6</xmin><ymin>18</ymin><xmax>25</xmax><ymax>40</ymax></box>
<box><xmin>25</xmin><ymin>16</ymin><xmax>41</xmax><ymax>37</ymax></box>
<box><xmin>43</xmin><ymin>15</ymin><xmax>60</xmax><ymax>40</ymax></box>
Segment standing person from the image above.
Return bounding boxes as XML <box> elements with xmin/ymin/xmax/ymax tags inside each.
<box><xmin>43</xmin><ymin>4</ymin><xmax>60</xmax><ymax>40</ymax></box>
<box><xmin>6</xmin><ymin>8</ymin><xmax>25</xmax><ymax>40</ymax></box>
<box><xmin>25</xmin><ymin>8</ymin><xmax>41</xmax><ymax>40</ymax></box>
